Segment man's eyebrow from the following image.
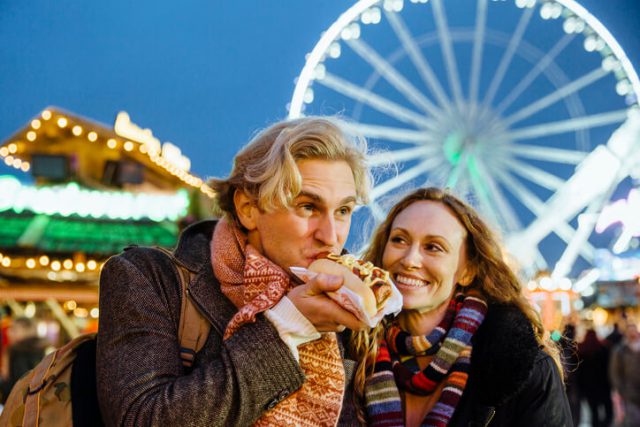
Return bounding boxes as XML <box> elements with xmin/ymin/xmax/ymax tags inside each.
<box><xmin>296</xmin><ymin>191</ymin><xmax>357</xmax><ymax>205</ymax></box>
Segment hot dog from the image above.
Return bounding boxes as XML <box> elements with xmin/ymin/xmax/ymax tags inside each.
<box><xmin>308</xmin><ymin>254</ymin><xmax>393</xmax><ymax>318</ymax></box>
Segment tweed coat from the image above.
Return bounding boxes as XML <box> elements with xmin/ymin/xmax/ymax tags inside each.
<box><xmin>96</xmin><ymin>220</ymin><xmax>360</xmax><ymax>426</ymax></box>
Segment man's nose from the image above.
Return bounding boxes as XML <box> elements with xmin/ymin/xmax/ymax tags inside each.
<box><xmin>314</xmin><ymin>214</ymin><xmax>339</xmax><ymax>247</ymax></box>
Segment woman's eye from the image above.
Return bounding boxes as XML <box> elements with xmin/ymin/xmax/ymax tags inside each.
<box><xmin>390</xmin><ymin>236</ymin><xmax>405</xmax><ymax>244</ymax></box>
<box><xmin>426</xmin><ymin>243</ymin><xmax>443</xmax><ymax>252</ymax></box>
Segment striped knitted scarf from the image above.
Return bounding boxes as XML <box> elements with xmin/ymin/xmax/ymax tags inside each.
<box><xmin>211</xmin><ymin>217</ymin><xmax>345</xmax><ymax>427</ymax></box>
<box><xmin>365</xmin><ymin>292</ymin><xmax>488</xmax><ymax>427</ymax></box>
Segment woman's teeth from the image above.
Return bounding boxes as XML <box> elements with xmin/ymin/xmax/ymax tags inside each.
<box><xmin>395</xmin><ymin>275</ymin><xmax>428</xmax><ymax>288</ymax></box>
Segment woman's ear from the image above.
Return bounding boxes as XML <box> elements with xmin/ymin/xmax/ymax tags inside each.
<box><xmin>233</xmin><ymin>189</ymin><xmax>259</xmax><ymax>231</ymax></box>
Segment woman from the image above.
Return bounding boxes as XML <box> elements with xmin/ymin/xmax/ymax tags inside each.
<box><xmin>349</xmin><ymin>188</ymin><xmax>572</xmax><ymax>426</ymax></box>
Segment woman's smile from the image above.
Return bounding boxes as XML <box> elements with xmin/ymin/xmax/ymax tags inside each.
<box><xmin>394</xmin><ymin>273</ymin><xmax>429</xmax><ymax>289</ymax></box>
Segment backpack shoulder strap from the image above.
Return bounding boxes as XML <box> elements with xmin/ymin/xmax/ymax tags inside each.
<box><xmin>155</xmin><ymin>246</ymin><xmax>211</xmax><ymax>368</ymax></box>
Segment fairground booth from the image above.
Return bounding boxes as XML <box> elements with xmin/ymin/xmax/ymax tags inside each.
<box><xmin>0</xmin><ymin>108</ymin><xmax>214</xmax><ymax>341</ymax></box>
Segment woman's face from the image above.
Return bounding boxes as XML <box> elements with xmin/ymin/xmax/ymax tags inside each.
<box><xmin>382</xmin><ymin>200</ymin><xmax>471</xmax><ymax>313</ymax></box>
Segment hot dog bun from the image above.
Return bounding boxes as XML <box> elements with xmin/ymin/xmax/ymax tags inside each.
<box><xmin>308</xmin><ymin>258</ymin><xmax>378</xmax><ymax>317</ymax></box>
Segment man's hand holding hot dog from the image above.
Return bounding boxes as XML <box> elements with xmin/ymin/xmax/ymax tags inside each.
<box><xmin>286</xmin><ymin>253</ymin><xmax>397</xmax><ymax>333</ymax></box>
<box><xmin>308</xmin><ymin>253</ymin><xmax>393</xmax><ymax>320</ymax></box>
<box><xmin>288</xmin><ymin>272</ymin><xmax>369</xmax><ymax>332</ymax></box>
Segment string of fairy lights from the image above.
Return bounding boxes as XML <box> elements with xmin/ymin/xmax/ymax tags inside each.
<box><xmin>0</xmin><ymin>108</ymin><xmax>216</xmax><ymax>198</ymax></box>
<box><xmin>0</xmin><ymin>252</ymin><xmax>103</xmax><ymax>277</ymax></box>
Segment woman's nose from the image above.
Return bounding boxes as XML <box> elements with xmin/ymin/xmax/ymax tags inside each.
<box><xmin>400</xmin><ymin>245</ymin><xmax>421</xmax><ymax>270</ymax></box>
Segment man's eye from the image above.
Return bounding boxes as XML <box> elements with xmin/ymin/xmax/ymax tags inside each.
<box><xmin>338</xmin><ymin>206</ymin><xmax>352</xmax><ymax>216</ymax></box>
<box><xmin>300</xmin><ymin>204</ymin><xmax>315</xmax><ymax>212</ymax></box>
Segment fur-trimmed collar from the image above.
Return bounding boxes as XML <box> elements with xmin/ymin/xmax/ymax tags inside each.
<box><xmin>468</xmin><ymin>303</ymin><xmax>540</xmax><ymax>407</ymax></box>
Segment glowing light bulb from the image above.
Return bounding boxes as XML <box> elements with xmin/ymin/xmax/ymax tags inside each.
<box><xmin>57</xmin><ymin>117</ymin><xmax>68</xmax><ymax>128</ymax></box>
<box><xmin>26</xmin><ymin>131</ymin><xmax>37</xmax><ymax>141</ymax></box>
<box><xmin>107</xmin><ymin>139</ymin><xmax>117</xmax><ymax>149</ymax></box>
<box><xmin>72</xmin><ymin>125</ymin><xmax>83</xmax><ymax>136</ymax></box>
<box><xmin>42</xmin><ymin>110</ymin><xmax>52</xmax><ymax>120</ymax></box>
<box><xmin>31</xmin><ymin>119</ymin><xmax>42</xmax><ymax>129</ymax></box>
<box><xmin>88</xmin><ymin>132</ymin><xmax>98</xmax><ymax>142</ymax></box>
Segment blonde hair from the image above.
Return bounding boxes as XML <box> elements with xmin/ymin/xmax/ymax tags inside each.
<box><xmin>208</xmin><ymin>116</ymin><xmax>371</xmax><ymax>225</ymax></box>
<box><xmin>349</xmin><ymin>187</ymin><xmax>562</xmax><ymax>420</ymax></box>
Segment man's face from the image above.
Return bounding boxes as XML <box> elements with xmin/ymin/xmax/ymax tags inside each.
<box><xmin>246</xmin><ymin>159</ymin><xmax>357</xmax><ymax>273</ymax></box>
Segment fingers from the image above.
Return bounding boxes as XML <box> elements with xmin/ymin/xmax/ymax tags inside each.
<box><xmin>305</xmin><ymin>272</ymin><xmax>343</xmax><ymax>295</ymax></box>
<box><xmin>312</xmin><ymin>303</ymin><xmax>367</xmax><ymax>332</ymax></box>
<box><xmin>288</xmin><ymin>281</ymin><xmax>368</xmax><ymax>332</ymax></box>
<box><xmin>328</xmin><ymin>306</ymin><xmax>368</xmax><ymax>332</ymax></box>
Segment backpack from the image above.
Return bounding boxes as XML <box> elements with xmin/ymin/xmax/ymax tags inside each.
<box><xmin>0</xmin><ymin>247</ymin><xmax>211</xmax><ymax>427</ymax></box>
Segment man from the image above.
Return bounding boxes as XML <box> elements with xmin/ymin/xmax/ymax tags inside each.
<box><xmin>609</xmin><ymin>322</ymin><xmax>640</xmax><ymax>427</ymax></box>
<box><xmin>96</xmin><ymin>117</ymin><xmax>371</xmax><ymax>426</ymax></box>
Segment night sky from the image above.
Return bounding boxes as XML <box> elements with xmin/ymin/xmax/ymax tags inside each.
<box><xmin>1</xmin><ymin>0</ymin><xmax>639</xmax><ymax>270</ymax></box>
<box><xmin>1</xmin><ymin>0</ymin><xmax>638</xmax><ymax>179</ymax></box>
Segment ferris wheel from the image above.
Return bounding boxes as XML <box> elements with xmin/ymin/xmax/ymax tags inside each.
<box><xmin>288</xmin><ymin>0</ymin><xmax>640</xmax><ymax>277</ymax></box>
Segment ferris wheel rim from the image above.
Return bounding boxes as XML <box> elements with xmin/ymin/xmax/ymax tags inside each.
<box><xmin>289</xmin><ymin>0</ymin><xmax>640</xmax><ymax>118</ymax></box>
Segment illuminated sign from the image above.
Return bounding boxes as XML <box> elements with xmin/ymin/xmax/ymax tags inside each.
<box><xmin>0</xmin><ymin>175</ymin><xmax>189</xmax><ymax>221</ymax></box>
<box><xmin>596</xmin><ymin>189</ymin><xmax>640</xmax><ymax>235</ymax></box>
<box><xmin>114</xmin><ymin>112</ymin><xmax>191</xmax><ymax>172</ymax></box>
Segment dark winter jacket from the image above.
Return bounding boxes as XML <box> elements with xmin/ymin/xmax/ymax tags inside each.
<box><xmin>450</xmin><ymin>304</ymin><xmax>573</xmax><ymax>426</ymax></box>
<box><xmin>96</xmin><ymin>220</ymin><xmax>360</xmax><ymax>426</ymax></box>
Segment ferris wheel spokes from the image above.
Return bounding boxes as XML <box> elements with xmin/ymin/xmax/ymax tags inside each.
<box><xmin>366</xmin><ymin>145</ymin><xmax>436</xmax><ymax>167</ymax></box>
<box><xmin>346</xmin><ymin>38</ymin><xmax>442</xmax><ymax>117</ymax></box>
<box><xmin>344</xmin><ymin>123</ymin><xmax>431</xmax><ymax>145</ymax></box>
<box><xmin>320</xmin><ymin>73</ymin><xmax>431</xmax><ymax>129</ymax></box>
<box><xmin>384</xmin><ymin>10</ymin><xmax>451</xmax><ymax>108</ymax></box>
<box><xmin>501</xmin><ymin>144</ymin><xmax>587</xmax><ymax>164</ymax></box>
<box><xmin>495</xmin><ymin>33</ymin><xmax>575</xmax><ymax>116</ymax></box>
<box><xmin>431</xmin><ymin>0</ymin><xmax>464</xmax><ymax>109</ymax></box>
<box><xmin>370</xmin><ymin>156</ymin><xmax>442</xmax><ymax>201</ymax></box>
<box><xmin>504</xmin><ymin>157</ymin><xmax>565</xmax><ymax>191</ymax></box>
<box><xmin>482</xmin><ymin>6</ymin><xmax>535</xmax><ymax>109</ymax></box>
<box><xmin>469</xmin><ymin>0</ymin><xmax>488</xmax><ymax>106</ymax></box>
<box><xmin>501</xmin><ymin>67</ymin><xmax>610</xmax><ymax>128</ymax></box>
<box><xmin>504</xmin><ymin>109</ymin><xmax>628</xmax><ymax>141</ymax></box>
<box><xmin>473</xmin><ymin>156</ymin><xmax>523</xmax><ymax>232</ymax></box>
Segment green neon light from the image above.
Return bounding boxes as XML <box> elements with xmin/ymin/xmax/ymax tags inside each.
<box><xmin>443</xmin><ymin>131</ymin><xmax>463</xmax><ymax>165</ymax></box>
<box><xmin>0</xmin><ymin>175</ymin><xmax>189</xmax><ymax>221</ymax></box>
